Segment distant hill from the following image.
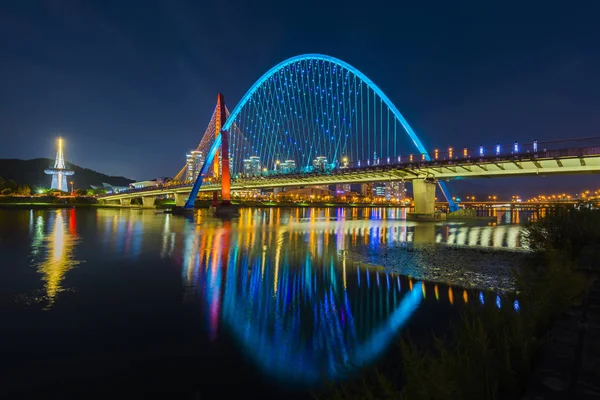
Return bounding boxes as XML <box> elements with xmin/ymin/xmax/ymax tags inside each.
<box><xmin>0</xmin><ymin>158</ymin><xmax>134</xmax><ymax>188</ymax></box>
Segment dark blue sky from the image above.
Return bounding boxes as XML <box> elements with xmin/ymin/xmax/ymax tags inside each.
<box><xmin>1</xmin><ymin>0</ymin><xmax>599</xmax><ymax>193</ymax></box>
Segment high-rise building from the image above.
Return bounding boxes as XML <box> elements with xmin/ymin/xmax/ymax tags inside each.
<box><xmin>360</xmin><ymin>183</ymin><xmax>373</xmax><ymax>197</ymax></box>
<box><xmin>384</xmin><ymin>181</ymin><xmax>406</xmax><ymax>201</ymax></box>
<box><xmin>217</xmin><ymin>152</ymin><xmax>234</xmax><ymax>177</ymax></box>
<box><xmin>186</xmin><ymin>150</ymin><xmax>204</xmax><ymax>182</ymax></box>
<box><xmin>313</xmin><ymin>156</ymin><xmax>328</xmax><ymax>172</ymax></box>
<box><xmin>373</xmin><ymin>183</ymin><xmax>386</xmax><ymax>198</ymax></box>
<box><xmin>335</xmin><ymin>184</ymin><xmax>352</xmax><ymax>196</ymax></box>
<box><xmin>243</xmin><ymin>156</ymin><xmax>262</xmax><ymax>177</ymax></box>
<box><xmin>44</xmin><ymin>137</ymin><xmax>74</xmax><ymax>191</ymax></box>
<box><xmin>276</xmin><ymin>159</ymin><xmax>296</xmax><ymax>173</ymax></box>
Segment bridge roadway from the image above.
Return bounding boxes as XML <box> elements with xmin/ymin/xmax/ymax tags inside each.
<box><xmin>99</xmin><ymin>146</ymin><xmax>600</xmax><ymax>208</ymax></box>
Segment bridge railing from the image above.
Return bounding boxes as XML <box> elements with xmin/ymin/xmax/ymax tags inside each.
<box><xmin>100</xmin><ymin>136</ymin><xmax>600</xmax><ymax>197</ymax></box>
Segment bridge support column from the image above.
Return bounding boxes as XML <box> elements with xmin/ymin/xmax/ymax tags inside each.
<box><xmin>174</xmin><ymin>193</ymin><xmax>187</xmax><ymax>207</ymax></box>
<box><xmin>141</xmin><ymin>196</ymin><xmax>156</xmax><ymax>208</ymax></box>
<box><xmin>413</xmin><ymin>179</ymin><xmax>436</xmax><ymax>214</ymax></box>
<box><xmin>119</xmin><ymin>198</ymin><xmax>131</xmax><ymax>206</ymax></box>
<box><xmin>407</xmin><ymin>179</ymin><xmax>444</xmax><ymax>221</ymax></box>
<box><xmin>213</xmin><ymin>93</ymin><xmax>239</xmax><ymax>217</ymax></box>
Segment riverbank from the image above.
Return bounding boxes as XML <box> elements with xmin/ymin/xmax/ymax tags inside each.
<box><xmin>347</xmin><ymin>243</ymin><xmax>529</xmax><ymax>293</ymax></box>
<box><xmin>524</xmin><ymin>272</ymin><xmax>600</xmax><ymax>398</ymax></box>
<box><xmin>0</xmin><ymin>202</ymin><xmax>100</xmax><ymax>209</ymax></box>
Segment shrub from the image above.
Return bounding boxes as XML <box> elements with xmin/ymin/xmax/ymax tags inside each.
<box><xmin>523</xmin><ymin>207</ymin><xmax>600</xmax><ymax>270</ymax></box>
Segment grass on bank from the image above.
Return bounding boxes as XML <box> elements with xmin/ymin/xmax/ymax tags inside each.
<box><xmin>316</xmin><ymin>206</ymin><xmax>596</xmax><ymax>400</ymax></box>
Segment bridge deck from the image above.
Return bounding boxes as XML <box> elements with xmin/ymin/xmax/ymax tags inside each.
<box><xmin>100</xmin><ymin>149</ymin><xmax>600</xmax><ymax>201</ymax></box>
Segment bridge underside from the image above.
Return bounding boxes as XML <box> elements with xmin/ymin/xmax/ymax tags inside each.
<box><xmin>99</xmin><ymin>153</ymin><xmax>600</xmax><ymax>209</ymax></box>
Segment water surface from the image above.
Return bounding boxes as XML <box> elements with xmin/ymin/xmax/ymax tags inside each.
<box><xmin>0</xmin><ymin>207</ymin><xmax>522</xmax><ymax>398</ymax></box>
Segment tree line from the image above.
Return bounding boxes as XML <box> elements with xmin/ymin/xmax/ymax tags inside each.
<box><xmin>0</xmin><ymin>177</ymin><xmax>31</xmax><ymax>195</ymax></box>
<box><xmin>0</xmin><ymin>177</ymin><xmax>108</xmax><ymax>196</ymax></box>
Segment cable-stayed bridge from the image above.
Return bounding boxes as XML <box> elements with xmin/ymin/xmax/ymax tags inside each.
<box><xmin>98</xmin><ymin>54</ymin><xmax>600</xmax><ymax>214</ymax></box>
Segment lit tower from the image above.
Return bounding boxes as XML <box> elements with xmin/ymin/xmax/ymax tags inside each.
<box><xmin>44</xmin><ymin>137</ymin><xmax>74</xmax><ymax>191</ymax></box>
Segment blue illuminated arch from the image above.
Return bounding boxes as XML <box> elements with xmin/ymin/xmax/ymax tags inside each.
<box><xmin>187</xmin><ymin>54</ymin><xmax>458</xmax><ymax>211</ymax></box>
<box><xmin>222</xmin><ymin>54</ymin><xmax>427</xmax><ymax>156</ymax></box>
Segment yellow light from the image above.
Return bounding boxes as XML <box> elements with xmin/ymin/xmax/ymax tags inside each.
<box><xmin>409</xmin><ymin>154</ymin><xmax>413</xmax><ymax>162</ymax></box>
<box><xmin>434</xmin><ymin>149</ymin><xmax>439</xmax><ymax>159</ymax></box>
<box><xmin>449</xmin><ymin>147</ymin><xmax>453</xmax><ymax>158</ymax></box>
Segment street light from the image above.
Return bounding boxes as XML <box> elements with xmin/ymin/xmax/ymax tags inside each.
<box><xmin>70</xmin><ymin>181</ymin><xmax>74</xmax><ymax>195</ymax></box>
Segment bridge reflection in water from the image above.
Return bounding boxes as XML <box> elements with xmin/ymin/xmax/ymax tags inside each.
<box><xmin>160</xmin><ymin>208</ymin><xmax>521</xmax><ymax>385</ymax></box>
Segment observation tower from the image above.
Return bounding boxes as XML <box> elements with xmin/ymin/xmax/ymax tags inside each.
<box><xmin>44</xmin><ymin>137</ymin><xmax>74</xmax><ymax>191</ymax></box>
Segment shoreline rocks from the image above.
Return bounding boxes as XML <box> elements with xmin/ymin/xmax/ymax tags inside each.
<box><xmin>346</xmin><ymin>243</ymin><xmax>530</xmax><ymax>293</ymax></box>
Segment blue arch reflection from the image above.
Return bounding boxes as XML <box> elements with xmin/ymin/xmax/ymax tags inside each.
<box><xmin>180</xmin><ymin>222</ymin><xmax>423</xmax><ymax>385</ymax></box>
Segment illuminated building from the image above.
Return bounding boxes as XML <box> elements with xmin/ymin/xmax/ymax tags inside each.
<box><xmin>284</xmin><ymin>187</ymin><xmax>331</xmax><ymax>197</ymax></box>
<box><xmin>90</xmin><ymin>182</ymin><xmax>129</xmax><ymax>193</ymax></box>
<box><xmin>384</xmin><ymin>181</ymin><xmax>406</xmax><ymax>201</ymax></box>
<box><xmin>129</xmin><ymin>180</ymin><xmax>160</xmax><ymax>190</ymax></box>
<box><xmin>277</xmin><ymin>159</ymin><xmax>296</xmax><ymax>173</ymax></box>
<box><xmin>312</xmin><ymin>156</ymin><xmax>328</xmax><ymax>172</ymax></box>
<box><xmin>217</xmin><ymin>152</ymin><xmax>234</xmax><ymax>177</ymax></box>
<box><xmin>186</xmin><ymin>150</ymin><xmax>204</xmax><ymax>182</ymax></box>
<box><xmin>243</xmin><ymin>156</ymin><xmax>261</xmax><ymax>177</ymax></box>
<box><xmin>360</xmin><ymin>183</ymin><xmax>370</xmax><ymax>197</ymax></box>
<box><xmin>335</xmin><ymin>184</ymin><xmax>352</xmax><ymax>196</ymax></box>
<box><xmin>373</xmin><ymin>183</ymin><xmax>386</xmax><ymax>198</ymax></box>
<box><xmin>361</xmin><ymin>183</ymin><xmax>373</xmax><ymax>197</ymax></box>
<box><xmin>44</xmin><ymin>137</ymin><xmax>74</xmax><ymax>191</ymax></box>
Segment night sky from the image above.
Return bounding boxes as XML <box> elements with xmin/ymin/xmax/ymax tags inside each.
<box><xmin>1</xmin><ymin>1</ymin><xmax>599</xmax><ymax>194</ymax></box>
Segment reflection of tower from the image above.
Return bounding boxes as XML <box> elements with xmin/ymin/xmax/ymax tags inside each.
<box><xmin>35</xmin><ymin>210</ymin><xmax>79</xmax><ymax>306</ymax></box>
<box><xmin>44</xmin><ymin>137</ymin><xmax>74</xmax><ymax>191</ymax></box>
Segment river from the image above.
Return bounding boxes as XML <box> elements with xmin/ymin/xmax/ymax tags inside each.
<box><xmin>0</xmin><ymin>207</ymin><xmax>528</xmax><ymax>398</ymax></box>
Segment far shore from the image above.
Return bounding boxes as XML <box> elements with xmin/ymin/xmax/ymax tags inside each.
<box><xmin>0</xmin><ymin>201</ymin><xmax>418</xmax><ymax>210</ymax></box>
